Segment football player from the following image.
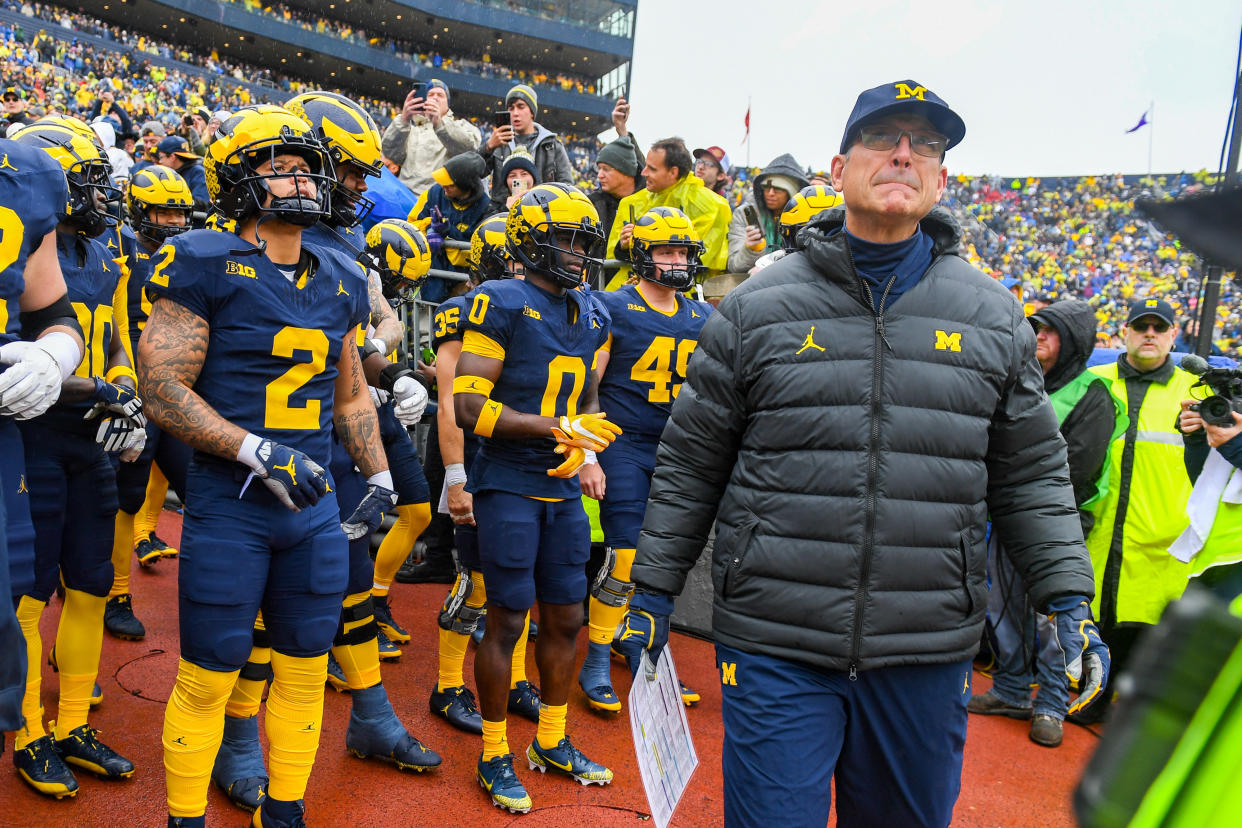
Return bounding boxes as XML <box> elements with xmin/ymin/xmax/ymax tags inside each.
<box><xmin>429</xmin><ymin>213</ymin><xmax>541</xmax><ymax>736</ymax></box>
<box><xmin>0</xmin><ymin>134</ymin><xmax>86</xmax><ymax>779</ymax></box>
<box><xmin>578</xmin><ymin>207</ymin><xmax>714</xmax><ymax>711</ymax></box>
<box><xmin>10</xmin><ymin>120</ymin><xmax>143</xmax><ymax>797</ymax></box>
<box><xmin>454</xmin><ymin>184</ymin><xmax>618</xmax><ymax>812</ymax></box>
<box><xmin>137</xmin><ymin>105</ymin><xmax>394</xmax><ymax>828</ymax></box>
<box><xmin>204</xmin><ymin>95</ymin><xmax>439</xmax><ymax>816</ymax></box>
<box><xmin>105</xmin><ymin>165</ymin><xmax>195</xmax><ymax>641</ymax></box>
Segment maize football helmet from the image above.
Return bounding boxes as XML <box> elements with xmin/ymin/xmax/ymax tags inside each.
<box><xmin>505</xmin><ymin>182</ymin><xmax>603</xmax><ymax>289</ymax></box>
<box><xmin>780</xmin><ymin>184</ymin><xmax>842</xmax><ymax>251</ymax></box>
<box><xmin>285</xmin><ymin>91</ymin><xmax>382</xmax><ymax>228</ymax></box>
<box><xmin>630</xmin><ymin>206</ymin><xmax>704</xmax><ymax>291</ymax></box>
<box><xmin>469</xmin><ymin>213</ymin><xmax>512</xmax><ymax>283</ymax></box>
<box><xmin>127</xmin><ymin>165</ymin><xmax>194</xmax><ymax>244</ymax></box>
<box><xmin>16</xmin><ymin>120</ymin><xmax>119</xmax><ymax>237</ymax></box>
<box><xmin>359</xmin><ymin>219</ymin><xmax>432</xmax><ymax>305</ymax></box>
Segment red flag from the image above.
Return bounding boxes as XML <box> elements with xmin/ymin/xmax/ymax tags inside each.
<box><xmin>741</xmin><ymin>104</ymin><xmax>750</xmax><ymax>144</ymax></box>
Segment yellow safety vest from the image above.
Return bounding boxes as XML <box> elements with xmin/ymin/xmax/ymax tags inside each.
<box><xmin>1192</xmin><ymin>491</ymin><xmax>1242</xmax><ymax>577</ymax></box>
<box><xmin>1085</xmin><ymin>361</ymin><xmax>1197</xmax><ymax>625</ymax></box>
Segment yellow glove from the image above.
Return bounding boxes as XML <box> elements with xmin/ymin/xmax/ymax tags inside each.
<box><xmin>550</xmin><ymin>412</ymin><xmax>622</xmax><ymax>452</ymax></box>
<box><xmin>547</xmin><ymin>443</ymin><xmax>587</xmax><ymax>478</ymax></box>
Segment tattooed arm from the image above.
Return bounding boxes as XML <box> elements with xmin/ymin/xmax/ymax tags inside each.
<box><xmin>334</xmin><ymin>328</ymin><xmax>390</xmax><ymax>478</ymax></box>
<box><xmin>367</xmin><ymin>270</ymin><xmax>403</xmax><ymax>352</ymax></box>
<box><xmin>137</xmin><ymin>297</ymin><xmax>248</xmax><ymax>458</ymax></box>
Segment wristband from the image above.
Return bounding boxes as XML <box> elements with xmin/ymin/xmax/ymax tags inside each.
<box><xmin>366</xmin><ymin>470</ymin><xmax>395</xmax><ymax>490</ymax></box>
<box><xmin>474</xmin><ymin>400</ymin><xmax>503</xmax><ymax>438</ymax></box>
<box><xmin>105</xmin><ymin>364</ymin><xmax>138</xmax><ymax>385</ymax></box>
<box><xmin>582</xmin><ymin>450</ymin><xmax>598</xmax><ymax>466</ymax></box>
<box><xmin>444</xmin><ymin>462</ymin><xmax>468</xmax><ymax>489</ymax></box>
<box><xmin>377</xmin><ymin>361</ymin><xmax>414</xmax><ymax>393</ymax></box>
<box><xmin>453</xmin><ymin>374</ymin><xmax>495</xmax><ymax>396</ymax></box>
<box><xmin>237</xmin><ymin>432</ymin><xmax>265</xmax><ymax>474</ymax></box>
<box><xmin>368</xmin><ymin>337</ymin><xmax>390</xmax><ymax>358</ymax></box>
<box><xmin>37</xmin><ymin>331</ymin><xmax>84</xmax><ymax>381</ymax></box>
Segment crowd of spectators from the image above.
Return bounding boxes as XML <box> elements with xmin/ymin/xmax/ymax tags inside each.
<box><xmin>3</xmin><ymin>0</ymin><xmax>1235</xmax><ymax>355</ymax></box>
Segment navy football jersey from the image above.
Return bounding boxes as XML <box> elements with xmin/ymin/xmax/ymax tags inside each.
<box><xmin>38</xmin><ymin>232</ymin><xmax>130</xmax><ymax>433</ymax></box>
<box><xmin>303</xmin><ymin>221</ymin><xmax>364</xmax><ymax>254</ymax></box>
<box><xmin>596</xmin><ymin>284</ymin><xmax>713</xmax><ymax>438</ymax></box>
<box><xmin>462</xmin><ymin>278</ymin><xmax>610</xmax><ymax>499</ymax></box>
<box><xmin>116</xmin><ymin>226</ymin><xmax>160</xmax><ymax>358</ymax></box>
<box><xmin>0</xmin><ymin>139</ymin><xmax>70</xmax><ymax>348</ymax></box>
<box><xmin>145</xmin><ymin>228</ymin><xmax>371</xmax><ymax>465</ymax></box>
<box><xmin>433</xmin><ymin>290</ymin><xmax>480</xmax><ymax>466</ymax></box>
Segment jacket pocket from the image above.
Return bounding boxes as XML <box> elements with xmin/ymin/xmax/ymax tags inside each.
<box><xmin>959</xmin><ymin>535</ymin><xmax>975</xmax><ymax>618</ymax></box>
<box><xmin>721</xmin><ymin>514</ymin><xmax>760</xmax><ymax>599</ymax></box>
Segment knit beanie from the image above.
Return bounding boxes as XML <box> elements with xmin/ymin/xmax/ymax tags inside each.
<box><xmin>501</xmin><ymin>146</ymin><xmax>538</xmax><ymax>182</ymax></box>
<box><xmin>427</xmin><ymin>78</ymin><xmax>449</xmax><ymax>102</ymax></box>
<box><xmin>506</xmin><ymin>84</ymin><xmax>538</xmax><ymax>116</ymax></box>
<box><xmin>596</xmin><ymin>136</ymin><xmax>639</xmax><ymax>177</ymax></box>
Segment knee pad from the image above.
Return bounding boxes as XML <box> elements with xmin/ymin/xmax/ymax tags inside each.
<box><xmin>334</xmin><ymin>593</ymin><xmax>378</xmax><ymax>647</ymax></box>
<box><xmin>590</xmin><ymin>546</ymin><xmax>635</xmax><ymax>608</ymax></box>
<box><xmin>239</xmin><ymin>625</ymin><xmax>273</xmax><ymax>684</ymax></box>
<box><xmin>438</xmin><ymin>569</ymin><xmax>485</xmax><ymax>635</ymax></box>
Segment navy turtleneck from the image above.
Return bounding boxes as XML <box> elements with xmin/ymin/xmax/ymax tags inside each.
<box><xmin>834</xmin><ymin>225</ymin><xmax>935</xmax><ymax>314</ymax></box>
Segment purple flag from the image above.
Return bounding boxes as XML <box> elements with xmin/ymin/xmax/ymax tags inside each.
<box><xmin>1126</xmin><ymin>111</ymin><xmax>1149</xmax><ymax>133</ymax></box>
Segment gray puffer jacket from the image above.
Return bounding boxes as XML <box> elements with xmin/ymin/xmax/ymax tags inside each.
<box><xmin>632</xmin><ymin>206</ymin><xmax>1095</xmax><ymax>673</ymax></box>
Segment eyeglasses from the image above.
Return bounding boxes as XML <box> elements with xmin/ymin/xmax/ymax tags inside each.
<box><xmin>856</xmin><ymin>125</ymin><xmax>948</xmax><ymax>158</ymax></box>
<box><xmin>694</xmin><ymin>158</ymin><xmax>718</xmax><ymax>169</ymax></box>
<box><xmin>1129</xmin><ymin>320</ymin><xmax>1170</xmax><ymax>334</ymax></box>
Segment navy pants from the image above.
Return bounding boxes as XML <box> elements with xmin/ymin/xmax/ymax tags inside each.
<box><xmin>114</xmin><ymin>418</ymin><xmax>192</xmax><ymax>514</ymax></box>
<box><xmin>717</xmin><ymin>643</ymin><xmax>970</xmax><ymax>828</ymax></box>
<box><xmin>0</xmin><ymin>419</ymin><xmax>28</xmax><ymax>731</ymax></box>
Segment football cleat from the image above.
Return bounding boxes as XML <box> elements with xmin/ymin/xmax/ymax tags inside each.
<box><xmin>47</xmin><ymin>648</ymin><xmax>102</xmax><ymax>707</ymax></box>
<box><xmin>135</xmin><ymin>537</ymin><xmax>161</xmax><ymax>567</ymax></box>
<box><xmin>346</xmin><ymin>685</ymin><xmax>441</xmax><ymax>771</ymax></box>
<box><xmin>680</xmin><ymin>681</ymin><xmax>701</xmax><ymax>707</ymax></box>
<box><xmin>526</xmin><ymin>737</ymin><xmax>613</xmax><ymax>786</ymax></box>
<box><xmin>149</xmin><ymin>532</ymin><xmax>179</xmax><ymax>558</ymax></box>
<box><xmin>251</xmin><ymin>801</ymin><xmax>307</xmax><ymax>828</ymax></box>
<box><xmin>579</xmin><ymin>641</ymin><xmax>621</xmax><ymax>713</ymax></box>
<box><xmin>53</xmin><ymin>724</ymin><xmax>134</xmax><ymax>779</ymax></box>
<box><xmin>211</xmin><ymin>714</ymin><xmax>268</xmax><ymax>813</ymax></box>
<box><xmin>325</xmin><ymin>651</ymin><xmax>349</xmax><ymax>693</ymax></box>
<box><xmin>507</xmin><ymin>681</ymin><xmax>542</xmax><ymax>722</ymax></box>
<box><xmin>429</xmin><ymin>684</ymin><xmax>483</xmax><ymax>734</ymax></box>
<box><xmin>14</xmin><ymin>735</ymin><xmax>80</xmax><ymax>798</ymax></box>
<box><xmin>376</xmin><ymin>630</ymin><xmax>402</xmax><ymax>661</ymax></box>
<box><xmin>477</xmin><ymin>753</ymin><xmax>532</xmax><ymax>813</ymax></box>
<box><xmin>372</xmin><ymin>594</ymin><xmax>410</xmax><ymax>644</ymax></box>
<box><xmin>104</xmin><ymin>593</ymin><xmax>146</xmax><ymax>640</ymax></box>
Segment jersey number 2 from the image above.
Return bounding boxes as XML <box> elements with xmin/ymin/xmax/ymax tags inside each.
<box><xmin>266</xmin><ymin>326</ymin><xmax>329</xmax><ymax>429</ymax></box>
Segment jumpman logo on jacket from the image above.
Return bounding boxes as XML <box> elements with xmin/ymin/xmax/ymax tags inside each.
<box><xmin>796</xmin><ymin>325</ymin><xmax>826</xmax><ymax>355</ymax></box>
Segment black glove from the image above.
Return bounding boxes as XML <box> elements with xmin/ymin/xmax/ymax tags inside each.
<box><xmin>342</xmin><ymin>483</ymin><xmax>398</xmax><ymax>540</ymax></box>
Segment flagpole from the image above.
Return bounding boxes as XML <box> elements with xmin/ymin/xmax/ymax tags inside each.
<box><xmin>1147</xmin><ymin>99</ymin><xmax>1154</xmax><ymax>179</ymax></box>
<box><xmin>746</xmin><ymin>95</ymin><xmax>751</xmax><ymax>171</ymax></box>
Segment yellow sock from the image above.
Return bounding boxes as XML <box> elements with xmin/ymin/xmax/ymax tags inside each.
<box><xmin>15</xmin><ymin>596</ymin><xmax>47</xmax><ymax>749</ymax></box>
<box><xmin>535</xmin><ymin>703</ymin><xmax>566</xmax><ymax>750</ymax></box>
<box><xmin>52</xmin><ymin>588</ymin><xmax>106</xmax><ymax>737</ymax></box>
<box><xmin>372</xmin><ymin>502</ymin><xmax>431</xmax><ymax>595</ymax></box>
<box><xmin>134</xmin><ymin>463</ymin><xmax>170</xmax><ymax>545</ymax></box>
<box><xmin>510</xmin><ymin>610</ymin><xmax>531</xmax><ymax>687</ymax></box>
<box><xmin>436</xmin><ymin>571</ymin><xmax>487</xmax><ymax>692</ymax></box>
<box><xmin>110</xmin><ymin>510</ymin><xmax>135</xmax><ymax>597</ymax></box>
<box><xmin>225</xmin><ymin>617</ymin><xmax>271</xmax><ymax>719</ymax></box>
<box><xmin>265</xmin><ymin>651</ymin><xmax>328</xmax><ymax>803</ymax></box>
<box><xmin>164</xmin><ymin>658</ymin><xmax>239</xmax><ymax>818</ymax></box>
<box><xmin>587</xmin><ymin>547</ymin><xmax>635</xmax><ymax>645</ymax></box>
<box><xmin>481</xmin><ymin>718</ymin><xmax>508</xmax><ymax>761</ymax></box>
<box><xmin>332</xmin><ymin>592</ymin><xmax>381</xmax><ymax>691</ymax></box>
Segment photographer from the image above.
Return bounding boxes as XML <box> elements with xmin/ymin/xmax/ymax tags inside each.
<box><xmin>1072</xmin><ymin>298</ymin><xmax>1199</xmax><ymax>722</ymax></box>
<box><xmin>1173</xmin><ymin>366</ymin><xmax>1242</xmax><ymax>600</ymax></box>
<box><xmin>382</xmin><ymin>79</ymin><xmax>480</xmax><ymax>197</ymax></box>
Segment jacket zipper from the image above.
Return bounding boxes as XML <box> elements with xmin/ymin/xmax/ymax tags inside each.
<box><xmin>845</xmin><ymin>245</ymin><xmax>896</xmax><ymax>680</ymax></box>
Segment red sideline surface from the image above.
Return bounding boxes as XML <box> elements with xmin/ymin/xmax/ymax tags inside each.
<box><xmin>0</xmin><ymin>511</ymin><xmax>1097</xmax><ymax>826</ymax></box>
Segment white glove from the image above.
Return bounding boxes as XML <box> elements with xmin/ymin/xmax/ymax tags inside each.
<box><xmin>0</xmin><ymin>341</ymin><xmax>64</xmax><ymax>420</ymax></box>
<box><xmin>369</xmin><ymin>386</ymin><xmax>390</xmax><ymax>408</ymax></box>
<box><xmin>392</xmin><ymin>375</ymin><xmax>428</xmax><ymax>427</ymax></box>
<box><xmin>97</xmin><ymin>415</ymin><xmax>147</xmax><ymax>461</ymax></box>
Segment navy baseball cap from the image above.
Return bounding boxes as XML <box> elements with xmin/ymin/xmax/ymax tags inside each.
<box><xmin>1126</xmin><ymin>297</ymin><xmax>1175</xmax><ymax>326</ymax></box>
<box><xmin>157</xmin><ymin>136</ymin><xmax>197</xmax><ymax>160</ymax></box>
<box><xmin>839</xmin><ymin>80</ymin><xmax>966</xmax><ymax>154</ymax></box>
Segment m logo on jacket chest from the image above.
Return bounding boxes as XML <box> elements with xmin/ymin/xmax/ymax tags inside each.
<box><xmin>934</xmin><ymin>330</ymin><xmax>962</xmax><ymax>352</ymax></box>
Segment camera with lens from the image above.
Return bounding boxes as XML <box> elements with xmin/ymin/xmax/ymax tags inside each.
<box><xmin>1183</xmin><ymin>354</ymin><xmax>1242</xmax><ymax>428</ymax></box>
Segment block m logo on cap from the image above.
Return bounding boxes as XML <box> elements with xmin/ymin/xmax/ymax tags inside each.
<box><xmin>1146</xmin><ymin>299</ymin><xmax>1159</xmax><ymax>307</ymax></box>
<box><xmin>894</xmin><ymin>83</ymin><xmax>927</xmax><ymax>101</ymax></box>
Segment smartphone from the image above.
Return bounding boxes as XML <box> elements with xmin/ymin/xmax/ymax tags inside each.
<box><xmin>509</xmin><ymin>178</ymin><xmax>530</xmax><ymax>194</ymax></box>
<box><xmin>409</xmin><ymin>82</ymin><xmax>427</xmax><ymax>100</ymax></box>
<box><xmin>743</xmin><ymin>205</ymin><xmax>760</xmax><ymax>226</ymax></box>
<box><xmin>491</xmin><ymin>111</ymin><xmax>512</xmax><ymax>128</ymax></box>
